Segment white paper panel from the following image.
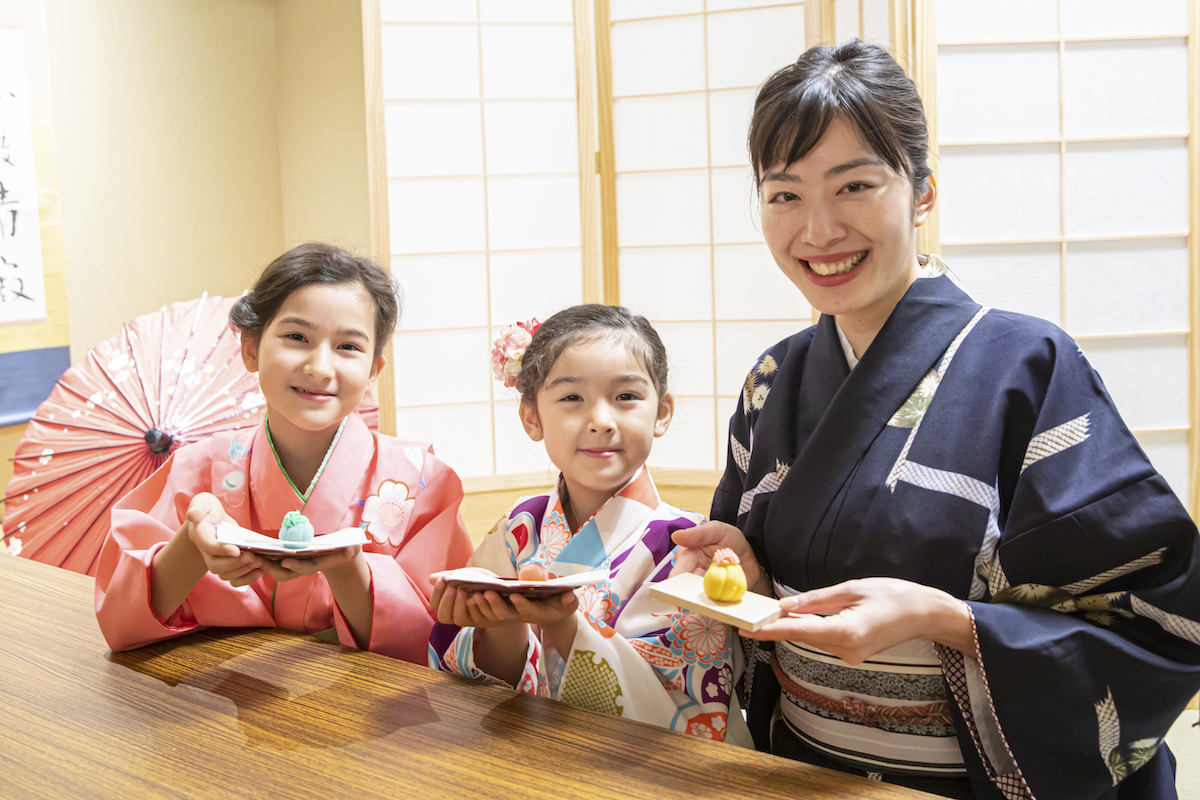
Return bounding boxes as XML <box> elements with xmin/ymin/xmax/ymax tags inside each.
<box><xmin>616</xmin><ymin>171</ymin><xmax>711</xmax><ymax>246</ymax></box>
<box><xmin>394</xmin><ymin>328</ymin><xmax>493</xmax><ymax>405</ymax></box>
<box><xmin>610</xmin><ymin>0</ymin><xmax>703</xmax><ymax>21</ymax></box>
<box><xmin>1061</xmin><ymin>0</ymin><xmax>1187</xmax><ymax>38</ymax></box>
<box><xmin>381</xmin><ymin>25</ymin><xmax>481</xmax><ymax>99</ymax></box>
<box><xmin>619</xmin><ymin>246</ymin><xmax>712</xmax><ymax>322</ymax></box>
<box><xmin>484</xmin><ymin>101</ymin><xmax>578</xmax><ymax>174</ymax></box>
<box><xmin>647</xmin><ymin>395</ymin><xmax>717</xmax><ymax>470</ymax></box>
<box><xmin>655</xmin><ymin>321</ymin><xmax>715</xmax><ymax>397</ymax></box>
<box><xmin>1133</xmin><ymin>430</ymin><xmax>1190</xmax><ymax>506</ymax></box>
<box><xmin>613</xmin><ymin>94</ymin><xmax>709</xmax><ymax>172</ymax></box>
<box><xmin>940</xmin><ymin>243</ymin><xmax>1061</xmax><ymax>325</ymax></box>
<box><xmin>381</xmin><ymin>1</ymin><xmax>476</xmax><ymax>22</ymax></box>
<box><xmin>385</xmin><ymin>102</ymin><xmax>483</xmax><ymax>177</ymax></box>
<box><xmin>479</xmin><ymin>0</ymin><xmax>573</xmax><ymax>22</ymax></box>
<box><xmin>1064</xmin><ymin>140</ymin><xmax>1188</xmax><ymax>239</ymax></box>
<box><xmin>481</xmin><ymin>25</ymin><xmax>576</xmax><ymax>99</ymax></box>
<box><xmin>1079</xmin><ymin>335</ymin><xmax>1189</xmax><ymax>430</ymax></box>
<box><xmin>1064</xmin><ymin>239</ymin><xmax>1188</xmax><ymax>336</ymax></box>
<box><xmin>715</xmin><ymin>394</ymin><xmax>740</xmax><ymax>471</ymax></box>
<box><xmin>396</xmin><ymin>403</ymin><xmax>493</xmax><ymax>477</ymax></box>
<box><xmin>937</xmin><ymin>45</ymin><xmax>1059</xmax><ymax>142</ymax></box>
<box><xmin>706</xmin><ymin>6</ymin><xmax>807</xmax><ymax>90</ymax></box>
<box><xmin>393</xmin><ymin>253</ymin><xmax>490</xmax><ymax>330</ymax></box>
<box><xmin>861</xmin><ymin>0</ymin><xmax>890</xmax><ymax>44</ymax></box>
<box><xmin>490</xmin><ymin>248</ymin><xmax>584</xmax><ymax>323</ymax></box>
<box><xmin>708</xmin><ymin>0</ymin><xmax>798</xmax><ymax>9</ymax></box>
<box><xmin>1063</xmin><ymin>40</ymin><xmax>1188</xmax><ymax>139</ymax></box>
<box><xmin>715</xmin><ymin>244</ymin><xmax>813</xmax><ymax>320</ymax></box>
<box><xmin>487</xmin><ymin>175</ymin><xmax>581</xmax><ymax>250</ymax></box>
<box><xmin>716</xmin><ymin>321</ymin><xmax>804</xmax><ymax>402</ymax></box>
<box><xmin>389</xmin><ymin>177</ymin><xmax>486</xmax><ymax>254</ymax></box>
<box><xmin>938</xmin><ymin>144</ymin><xmax>1060</xmax><ymax>242</ymax></box>
<box><xmin>936</xmin><ymin>0</ymin><xmax>1057</xmax><ymax>43</ymax></box>
<box><xmin>712</xmin><ymin>167</ymin><xmax>760</xmax><ymax>244</ymax></box>
<box><xmin>611</xmin><ymin>17</ymin><xmax>706</xmax><ymax>96</ymax></box>
<box><xmin>708</xmin><ymin>89</ymin><xmax>756</xmax><ymax>167</ymax></box>
<box><xmin>493</xmin><ymin>399</ymin><xmax>557</xmax><ymax>474</ymax></box>
<box><xmin>835</xmin><ymin>0</ymin><xmax>859</xmax><ymax>42</ymax></box>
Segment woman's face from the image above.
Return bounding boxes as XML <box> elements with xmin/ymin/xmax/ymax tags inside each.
<box><xmin>759</xmin><ymin>117</ymin><xmax>934</xmax><ymax>332</ymax></box>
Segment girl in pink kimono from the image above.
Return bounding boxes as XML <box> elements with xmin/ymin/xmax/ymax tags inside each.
<box><xmin>429</xmin><ymin>305</ymin><xmax>748</xmax><ymax>744</ymax></box>
<box><xmin>95</xmin><ymin>243</ymin><xmax>473</xmax><ymax>664</ymax></box>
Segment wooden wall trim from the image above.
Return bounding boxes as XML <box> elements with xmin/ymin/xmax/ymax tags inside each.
<box><xmin>594</xmin><ymin>0</ymin><xmax>619</xmax><ymax>305</ymax></box>
<box><xmin>361</xmin><ymin>0</ymin><xmax>396</xmax><ymax>435</ymax></box>
<box><xmin>574</xmin><ymin>0</ymin><xmax>602</xmax><ymax>305</ymax></box>
<box><xmin>909</xmin><ymin>0</ymin><xmax>939</xmax><ymax>256</ymax></box>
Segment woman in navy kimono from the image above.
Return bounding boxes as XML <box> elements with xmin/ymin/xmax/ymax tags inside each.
<box><xmin>671</xmin><ymin>39</ymin><xmax>1199</xmax><ymax>799</ymax></box>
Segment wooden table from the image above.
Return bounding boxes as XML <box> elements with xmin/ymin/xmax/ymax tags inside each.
<box><xmin>0</xmin><ymin>555</ymin><xmax>934</xmax><ymax>799</ymax></box>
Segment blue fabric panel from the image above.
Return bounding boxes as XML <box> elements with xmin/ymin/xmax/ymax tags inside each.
<box><xmin>0</xmin><ymin>346</ymin><xmax>70</xmax><ymax>427</ymax></box>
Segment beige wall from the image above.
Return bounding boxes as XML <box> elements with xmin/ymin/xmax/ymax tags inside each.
<box><xmin>44</xmin><ymin>0</ymin><xmax>287</xmax><ymax>362</ymax></box>
<box><xmin>276</xmin><ymin>0</ymin><xmax>371</xmax><ymax>252</ymax></box>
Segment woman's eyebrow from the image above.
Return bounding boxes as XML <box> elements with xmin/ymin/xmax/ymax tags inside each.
<box><xmin>824</xmin><ymin>156</ymin><xmax>888</xmax><ymax>178</ymax></box>
<box><xmin>761</xmin><ymin>156</ymin><xmax>886</xmax><ymax>185</ymax></box>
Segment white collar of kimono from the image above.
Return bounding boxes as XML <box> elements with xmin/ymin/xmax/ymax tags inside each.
<box><xmin>263</xmin><ymin>413</ymin><xmax>349</xmax><ymax>503</ymax></box>
<box><xmin>833</xmin><ymin>253</ymin><xmax>955</xmax><ymax>372</ymax></box>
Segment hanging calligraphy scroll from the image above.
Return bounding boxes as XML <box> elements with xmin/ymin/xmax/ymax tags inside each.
<box><xmin>0</xmin><ymin>26</ymin><xmax>46</xmax><ymax>325</ymax></box>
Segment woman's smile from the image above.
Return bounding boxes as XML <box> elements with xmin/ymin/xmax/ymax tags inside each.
<box><xmin>801</xmin><ymin>249</ymin><xmax>871</xmax><ymax>285</ymax></box>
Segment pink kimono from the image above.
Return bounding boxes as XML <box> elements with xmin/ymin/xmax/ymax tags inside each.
<box><xmin>95</xmin><ymin>413</ymin><xmax>472</xmax><ymax>664</ymax></box>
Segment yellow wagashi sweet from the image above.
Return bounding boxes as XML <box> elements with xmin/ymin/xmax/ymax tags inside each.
<box><xmin>704</xmin><ymin>548</ymin><xmax>747</xmax><ymax>602</ymax></box>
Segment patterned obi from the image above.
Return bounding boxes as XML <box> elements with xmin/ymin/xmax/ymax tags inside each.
<box><xmin>772</xmin><ymin>629</ymin><xmax>968</xmax><ymax>777</ymax></box>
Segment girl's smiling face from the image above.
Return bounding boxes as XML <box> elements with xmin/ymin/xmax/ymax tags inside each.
<box><xmin>519</xmin><ymin>338</ymin><xmax>673</xmax><ymax>525</ymax></box>
<box><xmin>241</xmin><ymin>283</ymin><xmax>383</xmax><ymax>445</ymax></box>
<box><xmin>759</xmin><ymin>116</ymin><xmax>935</xmax><ymax>338</ymax></box>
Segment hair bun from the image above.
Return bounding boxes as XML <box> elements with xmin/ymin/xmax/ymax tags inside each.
<box><xmin>491</xmin><ymin>318</ymin><xmax>541</xmax><ymax>388</ymax></box>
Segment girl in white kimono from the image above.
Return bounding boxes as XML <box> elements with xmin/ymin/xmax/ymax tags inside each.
<box><xmin>429</xmin><ymin>305</ymin><xmax>747</xmax><ymax>744</ymax></box>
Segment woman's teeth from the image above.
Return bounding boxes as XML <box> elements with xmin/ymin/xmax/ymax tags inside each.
<box><xmin>806</xmin><ymin>251</ymin><xmax>868</xmax><ymax>276</ymax></box>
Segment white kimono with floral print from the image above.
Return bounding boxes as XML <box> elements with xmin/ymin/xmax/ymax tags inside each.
<box><xmin>430</xmin><ymin>467</ymin><xmax>747</xmax><ymax>743</ymax></box>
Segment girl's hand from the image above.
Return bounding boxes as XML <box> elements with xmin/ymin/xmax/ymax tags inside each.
<box><xmin>467</xmin><ymin>588</ymin><xmax>579</xmax><ymax>628</ymax></box>
<box><xmin>741</xmin><ymin>578</ymin><xmax>975</xmax><ymax>664</ymax></box>
<box><xmin>669</xmin><ymin>520</ymin><xmax>768</xmax><ymax>595</ymax></box>
<box><xmin>261</xmin><ymin>544</ymin><xmax>365</xmax><ymax>583</ymax></box>
<box><xmin>183</xmin><ymin>492</ymin><xmax>263</xmax><ymax>587</ymax></box>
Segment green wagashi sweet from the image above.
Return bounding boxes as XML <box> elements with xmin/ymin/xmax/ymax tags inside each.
<box><xmin>279</xmin><ymin>511</ymin><xmax>314</xmax><ymax>547</ymax></box>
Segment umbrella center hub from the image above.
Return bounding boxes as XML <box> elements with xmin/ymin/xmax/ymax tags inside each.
<box><xmin>145</xmin><ymin>428</ymin><xmax>173</xmax><ymax>455</ymax></box>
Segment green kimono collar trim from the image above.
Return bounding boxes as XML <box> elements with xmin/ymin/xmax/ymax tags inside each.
<box><xmin>263</xmin><ymin>413</ymin><xmax>349</xmax><ymax>504</ymax></box>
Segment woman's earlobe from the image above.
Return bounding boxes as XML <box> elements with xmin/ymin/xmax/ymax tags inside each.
<box><xmin>913</xmin><ymin>175</ymin><xmax>937</xmax><ymax>227</ymax></box>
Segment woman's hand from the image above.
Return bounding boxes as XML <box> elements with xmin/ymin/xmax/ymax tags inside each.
<box><xmin>669</xmin><ymin>520</ymin><xmax>768</xmax><ymax>595</ymax></box>
<box><xmin>742</xmin><ymin>578</ymin><xmax>975</xmax><ymax>664</ymax></box>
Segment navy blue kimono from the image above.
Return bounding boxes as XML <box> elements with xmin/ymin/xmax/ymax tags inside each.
<box><xmin>714</xmin><ymin>273</ymin><xmax>1199</xmax><ymax>799</ymax></box>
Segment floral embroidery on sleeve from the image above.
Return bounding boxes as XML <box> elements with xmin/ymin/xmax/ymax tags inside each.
<box><xmin>212</xmin><ymin>440</ymin><xmax>249</xmax><ymax>507</ymax></box>
<box><xmin>361</xmin><ymin>480</ymin><xmax>416</xmax><ymax>546</ymax></box>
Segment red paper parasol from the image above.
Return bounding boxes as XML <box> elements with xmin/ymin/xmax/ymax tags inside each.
<box><xmin>1</xmin><ymin>294</ymin><xmax>380</xmax><ymax>575</ymax></box>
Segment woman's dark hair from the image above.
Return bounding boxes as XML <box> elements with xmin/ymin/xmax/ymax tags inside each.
<box><xmin>516</xmin><ymin>304</ymin><xmax>669</xmax><ymax>405</ymax></box>
<box><xmin>748</xmin><ymin>39</ymin><xmax>932</xmax><ymax>195</ymax></box>
<box><xmin>230</xmin><ymin>242</ymin><xmax>401</xmax><ymax>358</ymax></box>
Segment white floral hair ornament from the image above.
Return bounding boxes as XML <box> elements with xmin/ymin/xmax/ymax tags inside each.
<box><xmin>491</xmin><ymin>318</ymin><xmax>541</xmax><ymax>388</ymax></box>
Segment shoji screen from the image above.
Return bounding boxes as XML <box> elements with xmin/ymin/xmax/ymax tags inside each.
<box><xmin>380</xmin><ymin>1</ymin><xmax>585</xmax><ymax>479</ymax></box>
<box><xmin>606</xmin><ymin>1</ymin><xmax>810</xmax><ymax>473</ymax></box>
<box><xmin>933</xmin><ymin>0</ymin><xmax>1194</xmax><ymax>507</ymax></box>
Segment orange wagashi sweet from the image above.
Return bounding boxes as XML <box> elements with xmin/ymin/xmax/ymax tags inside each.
<box><xmin>518</xmin><ymin>562</ymin><xmax>549</xmax><ymax>582</ymax></box>
<box><xmin>703</xmin><ymin>548</ymin><xmax>747</xmax><ymax>602</ymax></box>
